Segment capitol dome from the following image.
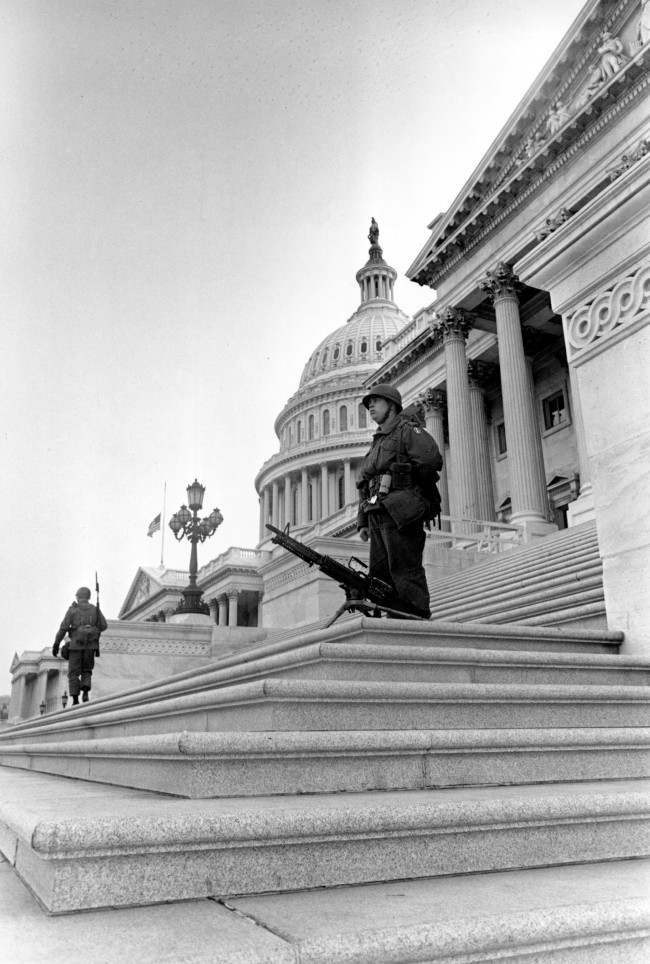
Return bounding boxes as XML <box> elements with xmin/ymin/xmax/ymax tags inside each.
<box><xmin>255</xmin><ymin>221</ymin><xmax>410</xmax><ymax>541</ymax></box>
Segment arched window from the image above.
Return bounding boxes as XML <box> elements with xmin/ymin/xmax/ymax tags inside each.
<box><xmin>297</xmin><ymin>420</ymin><xmax>302</xmax><ymax>443</ymax></box>
<box><xmin>358</xmin><ymin>403</ymin><xmax>367</xmax><ymax>429</ymax></box>
<box><xmin>322</xmin><ymin>348</ymin><xmax>328</xmax><ymax>367</ymax></box>
<box><xmin>360</xmin><ymin>340</ymin><xmax>368</xmax><ymax>354</ymax></box>
<box><xmin>308</xmin><ymin>413</ymin><xmax>315</xmax><ymax>440</ymax></box>
<box><xmin>346</xmin><ymin>343</ymin><xmax>353</xmax><ymax>358</ymax></box>
<box><xmin>291</xmin><ymin>486</ymin><xmax>298</xmax><ymax>525</ymax></box>
<box><xmin>333</xmin><ymin>345</ymin><xmax>340</xmax><ymax>362</ymax></box>
<box><xmin>323</xmin><ymin>410</ymin><xmax>330</xmax><ymax>436</ymax></box>
<box><xmin>339</xmin><ymin>405</ymin><xmax>348</xmax><ymax>432</ymax></box>
<box><xmin>288</xmin><ymin>425</ymin><xmax>293</xmax><ymax>446</ymax></box>
<box><xmin>337</xmin><ymin>473</ymin><xmax>345</xmax><ymax>509</ymax></box>
<box><xmin>375</xmin><ymin>337</ymin><xmax>382</xmax><ymax>352</ymax></box>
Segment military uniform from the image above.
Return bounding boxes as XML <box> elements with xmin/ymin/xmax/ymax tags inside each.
<box><xmin>53</xmin><ymin>595</ymin><xmax>107</xmax><ymax>702</ymax></box>
<box><xmin>357</xmin><ymin>404</ymin><xmax>442</xmax><ymax>618</ymax></box>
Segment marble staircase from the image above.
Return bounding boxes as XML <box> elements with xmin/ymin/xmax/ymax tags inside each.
<box><xmin>428</xmin><ymin>520</ymin><xmax>606</xmax><ymax>628</ymax></box>
<box><xmin>0</xmin><ymin>610</ymin><xmax>648</xmax><ymax>958</ymax></box>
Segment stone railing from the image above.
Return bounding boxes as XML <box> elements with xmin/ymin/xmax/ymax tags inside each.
<box><xmin>427</xmin><ymin>516</ymin><xmax>523</xmax><ymax>554</ymax></box>
<box><xmin>199</xmin><ymin>547</ymin><xmax>265</xmax><ymax>580</ymax></box>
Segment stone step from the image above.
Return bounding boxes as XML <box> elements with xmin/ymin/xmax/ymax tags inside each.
<box><xmin>430</xmin><ymin>567</ymin><xmax>603</xmax><ymax>619</ymax></box>
<box><xmin>2</xmin><ymin>727</ymin><xmax>649</xmax><ymax>798</ymax></box>
<box><xmin>0</xmin><ymin>768</ymin><xmax>648</xmax><ymax>914</ymax></box>
<box><xmin>2</xmin><ymin>619</ymin><xmax>626</xmax><ymax>746</ymax></box>
<box><xmin>229</xmin><ymin>860</ymin><xmax>650</xmax><ymax>964</ymax></box>
<box><xmin>429</xmin><ymin>541</ymin><xmax>602</xmax><ymax>604</ymax></box>
<box><xmin>457</xmin><ymin>586</ymin><xmax>606</xmax><ymax>625</ymax></box>
<box><xmin>3</xmin><ymin>847</ymin><xmax>648</xmax><ymax>963</ymax></box>
<box><xmin>3</xmin><ymin>678</ymin><xmax>649</xmax><ymax>743</ymax></box>
<box><xmin>428</xmin><ymin>524</ymin><xmax>600</xmax><ymax>590</ymax></box>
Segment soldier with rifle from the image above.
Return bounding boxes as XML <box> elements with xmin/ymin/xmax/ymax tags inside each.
<box><xmin>357</xmin><ymin>384</ymin><xmax>442</xmax><ymax>619</ymax></box>
<box><xmin>52</xmin><ymin>577</ymin><xmax>107</xmax><ymax>706</ymax></box>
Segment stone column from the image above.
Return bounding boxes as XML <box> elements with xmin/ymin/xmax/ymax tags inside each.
<box><xmin>284</xmin><ymin>475</ymin><xmax>292</xmax><ymax>527</ymax></box>
<box><xmin>420</xmin><ymin>388</ymin><xmax>450</xmax><ymax>527</ymax></box>
<box><xmin>566</xmin><ymin>363</ymin><xmax>595</xmax><ymax>527</ymax></box>
<box><xmin>439</xmin><ymin>308</ymin><xmax>478</xmax><ymax>529</ymax></box>
<box><xmin>321</xmin><ymin>464</ymin><xmax>329</xmax><ymax>518</ymax></box>
<box><xmin>301</xmin><ymin>468</ymin><xmax>309</xmax><ymax>524</ymax></box>
<box><xmin>480</xmin><ymin>263</ymin><xmax>554</xmax><ymax>536</ymax></box>
<box><xmin>227</xmin><ymin>591</ymin><xmax>239</xmax><ymax>627</ymax></box>
<box><xmin>8</xmin><ymin>673</ymin><xmax>26</xmax><ymax>722</ymax></box>
<box><xmin>467</xmin><ymin>362</ymin><xmax>496</xmax><ymax>521</ymax></box>
<box><xmin>208</xmin><ymin>599</ymin><xmax>219</xmax><ymax>624</ymax></box>
<box><xmin>271</xmin><ymin>481</ymin><xmax>279</xmax><ymax>527</ymax></box>
<box><xmin>263</xmin><ymin>487</ymin><xmax>271</xmax><ymax>536</ymax></box>
<box><xmin>33</xmin><ymin>669</ymin><xmax>49</xmax><ymax>718</ymax></box>
<box><xmin>217</xmin><ymin>596</ymin><xmax>228</xmax><ymax>626</ymax></box>
<box><xmin>344</xmin><ymin>460</ymin><xmax>352</xmax><ymax>507</ymax></box>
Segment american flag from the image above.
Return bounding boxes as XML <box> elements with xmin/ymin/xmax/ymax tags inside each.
<box><xmin>147</xmin><ymin>513</ymin><xmax>161</xmax><ymax>538</ymax></box>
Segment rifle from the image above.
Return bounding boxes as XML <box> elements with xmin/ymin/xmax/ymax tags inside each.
<box><xmin>94</xmin><ymin>571</ymin><xmax>102</xmax><ymax>656</ymax></box>
<box><xmin>266</xmin><ymin>524</ymin><xmax>427</xmax><ymax>626</ymax></box>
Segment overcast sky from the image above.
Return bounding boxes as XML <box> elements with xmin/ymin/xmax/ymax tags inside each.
<box><xmin>0</xmin><ymin>0</ymin><xmax>587</xmax><ymax>688</ymax></box>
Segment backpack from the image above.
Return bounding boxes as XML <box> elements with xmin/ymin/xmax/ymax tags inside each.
<box><xmin>399</xmin><ymin>404</ymin><xmax>442</xmax><ymax>526</ymax></box>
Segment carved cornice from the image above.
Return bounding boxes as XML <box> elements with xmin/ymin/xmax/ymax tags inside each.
<box><xmin>607</xmin><ymin>134</ymin><xmax>650</xmax><ymax>180</ymax></box>
<box><xmin>364</xmin><ymin>328</ymin><xmax>443</xmax><ymax>388</ymax></box>
<box><xmin>439</xmin><ymin>307</ymin><xmax>472</xmax><ymax>341</ymax></box>
<box><xmin>535</xmin><ymin>206</ymin><xmax>573</xmax><ymax>241</ymax></box>
<box><xmin>414</xmin><ymin>41</ymin><xmax>649</xmax><ymax>289</ymax></box>
<box><xmin>480</xmin><ymin>263</ymin><xmax>521</xmax><ymax>303</ymax></box>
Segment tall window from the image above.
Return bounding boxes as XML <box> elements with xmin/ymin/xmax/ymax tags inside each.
<box><xmin>339</xmin><ymin>405</ymin><xmax>348</xmax><ymax>432</ymax></box>
<box><xmin>297</xmin><ymin>420</ymin><xmax>302</xmax><ymax>443</ymax></box>
<box><xmin>291</xmin><ymin>486</ymin><xmax>298</xmax><ymax>525</ymax></box>
<box><xmin>308</xmin><ymin>413</ymin><xmax>315</xmax><ymax>440</ymax></box>
<box><xmin>337</xmin><ymin>473</ymin><xmax>345</xmax><ymax>509</ymax></box>
<box><xmin>308</xmin><ymin>481</ymin><xmax>314</xmax><ymax>521</ymax></box>
<box><xmin>323</xmin><ymin>409</ymin><xmax>330</xmax><ymax>436</ymax></box>
<box><xmin>543</xmin><ymin>390</ymin><xmax>567</xmax><ymax>430</ymax></box>
<box><xmin>496</xmin><ymin>421</ymin><xmax>507</xmax><ymax>456</ymax></box>
<box><xmin>358</xmin><ymin>403</ymin><xmax>367</xmax><ymax>429</ymax></box>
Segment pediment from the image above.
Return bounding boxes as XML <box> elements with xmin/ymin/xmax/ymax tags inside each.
<box><xmin>408</xmin><ymin>0</ymin><xmax>649</xmax><ymax>285</ymax></box>
<box><xmin>119</xmin><ymin>567</ymin><xmax>166</xmax><ymax>617</ymax></box>
<box><xmin>10</xmin><ymin>652</ymin><xmax>19</xmax><ymax>673</ymax></box>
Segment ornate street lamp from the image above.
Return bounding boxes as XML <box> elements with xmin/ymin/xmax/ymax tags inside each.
<box><xmin>61</xmin><ymin>691</ymin><xmax>68</xmax><ymax>709</ymax></box>
<box><xmin>39</xmin><ymin>700</ymin><xmax>46</xmax><ymax>716</ymax></box>
<box><xmin>169</xmin><ymin>479</ymin><xmax>223</xmax><ymax>614</ymax></box>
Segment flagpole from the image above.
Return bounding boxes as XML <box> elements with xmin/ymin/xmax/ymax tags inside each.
<box><xmin>160</xmin><ymin>481</ymin><xmax>167</xmax><ymax>567</ymax></box>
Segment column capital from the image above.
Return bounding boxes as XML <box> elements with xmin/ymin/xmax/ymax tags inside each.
<box><xmin>419</xmin><ymin>387</ymin><xmax>447</xmax><ymax>413</ymax></box>
<box><xmin>480</xmin><ymin>262</ymin><xmax>520</xmax><ymax>303</ymax></box>
<box><xmin>467</xmin><ymin>360</ymin><xmax>499</xmax><ymax>390</ymax></box>
<box><xmin>439</xmin><ymin>307</ymin><xmax>471</xmax><ymax>341</ymax></box>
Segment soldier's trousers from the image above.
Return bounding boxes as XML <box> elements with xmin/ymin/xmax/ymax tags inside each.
<box><xmin>68</xmin><ymin>647</ymin><xmax>95</xmax><ymax>696</ymax></box>
<box><xmin>368</xmin><ymin>510</ymin><xmax>430</xmax><ymax>618</ymax></box>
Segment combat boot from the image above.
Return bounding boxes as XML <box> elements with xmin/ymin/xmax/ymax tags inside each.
<box><xmin>82</xmin><ymin>689</ymin><xmax>89</xmax><ymax>703</ymax></box>
<box><xmin>71</xmin><ymin>695</ymin><xmax>79</xmax><ymax>706</ymax></box>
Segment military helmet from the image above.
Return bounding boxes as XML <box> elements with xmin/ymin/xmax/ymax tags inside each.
<box><xmin>361</xmin><ymin>383</ymin><xmax>403</xmax><ymax>413</ymax></box>
<box><xmin>75</xmin><ymin>586</ymin><xmax>92</xmax><ymax>600</ymax></box>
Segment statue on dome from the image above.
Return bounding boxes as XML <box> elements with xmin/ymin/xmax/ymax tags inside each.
<box><xmin>368</xmin><ymin>218</ymin><xmax>379</xmax><ymax>246</ymax></box>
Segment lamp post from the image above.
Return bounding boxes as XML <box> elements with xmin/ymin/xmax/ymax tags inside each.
<box><xmin>61</xmin><ymin>691</ymin><xmax>68</xmax><ymax>709</ymax></box>
<box><xmin>39</xmin><ymin>700</ymin><xmax>46</xmax><ymax>716</ymax></box>
<box><xmin>169</xmin><ymin>479</ymin><xmax>223</xmax><ymax>614</ymax></box>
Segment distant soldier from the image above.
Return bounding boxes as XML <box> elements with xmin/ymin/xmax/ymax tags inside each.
<box><xmin>52</xmin><ymin>586</ymin><xmax>107</xmax><ymax>706</ymax></box>
<box><xmin>357</xmin><ymin>384</ymin><xmax>442</xmax><ymax>619</ymax></box>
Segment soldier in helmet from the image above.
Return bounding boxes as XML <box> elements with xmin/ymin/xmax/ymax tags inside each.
<box><xmin>52</xmin><ymin>586</ymin><xmax>107</xmax><ymax>706</ymax></box>
<box><xmin>357</xmin><ymin>384</ymin><xmax>442</xmax><ymax>618</ymax></box>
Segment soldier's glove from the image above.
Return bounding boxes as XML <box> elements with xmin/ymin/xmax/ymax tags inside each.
<box><xmin>52</xmin><ymin>642</ymin><xmax>60</xmax><ymax>658</ymax></box>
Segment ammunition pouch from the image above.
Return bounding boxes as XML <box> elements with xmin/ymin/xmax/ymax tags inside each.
<box><xmin>383</xmin><ymin>489</ymin><xmax>427</xmax><ymax>529</ymax></box>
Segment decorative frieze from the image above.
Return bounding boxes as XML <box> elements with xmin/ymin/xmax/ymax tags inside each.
<box><xmin>101</xmin><ymin>639</ymin><xmax>211</xmax><ymax>656</ymax></box>
<box><xmin>566</xmin><ymin>261</ymin><xmax>650</xmax><ymax>360</ymax></box>
<box><xmin>419</xmin><ymin>387</ymin><xmax>447</xmax><ymax>414</ymax></box>
<box><xmin>607</xmin><ymin>136</ymin><xmax>650</xmax><ymax>181</ymax></box>
<box><xmin>535</xmin><ymin>207</ymin><xmax>573</xmax><ymax>241</ymax></box>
